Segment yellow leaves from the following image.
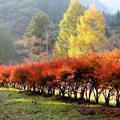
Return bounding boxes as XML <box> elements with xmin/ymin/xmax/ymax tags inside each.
<box><xmin>80</xmin><ymin>5</ymin><xmax>105</xmax><ymax>33</ymax></box>
<box><xmin>55</xmin><ymin>0</ymin><xmax>83</xmax><ymax>57</ymax></box>
<box><xmin>71</xmin><ymin>0</ymin><xmax>77</xmax><ymax>4</ymax></box>
<box><xmin>68</xmin><ymin>5</ymin><xmax>106</xmax><ymax>57</ymax></box>
<box><xmin>55</xmin><ymin>2</ymin><xmax>106</xmax><ymax>58</ymax></box>
<box><xmin>68</xmin><ymin>35</ymin><xmax>85</xmax><ymax>57</ymax></box>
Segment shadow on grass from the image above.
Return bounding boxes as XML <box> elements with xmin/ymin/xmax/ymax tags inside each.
<box><xmin>0</xmin><ymin>88</ymin><xmax>120</xmax><ymax>120</ymax></box>
<box><xmin>22</xmin><ymin>90</ymin><xmax>118</xmax><ymax>108</ymax></box>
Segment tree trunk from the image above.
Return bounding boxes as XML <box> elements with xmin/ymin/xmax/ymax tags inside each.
<box><xmin>33</xmin><ymin>86</ymin><xmax>36</xmax><ymax>92</ymax></box>
<box><xmin>116</xmin><ymin>90</ymin><xmax>120</xmax><ymax>107</ymax></box>
<box><xmin>95</xmin><ymin>95</ymin><xmax>99</xmax><ymax>104</ymax></box>
<box><xmin>80</xmin><ymin>85</ymin><xmax>86</xmax><ymax>102</ymax></box>
<box><xmin>105</xmin><ymin>98</ymin><xmax>110</xmax><ymax>106</ymax></box>
<box><xmin>88</xmin><ymin>89</ymin><xmax>92</xmax><ymax>103</ymax></box>
<box><xmin>74</xmin><ymin>91</ymin><xmax>77</xmax><ymax>100</ymax></box>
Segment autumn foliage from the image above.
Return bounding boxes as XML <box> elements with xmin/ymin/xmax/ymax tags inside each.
<box><xmin>0</xmin><ymin>50</ymin><xmax>120</xmax><ymax>106</ymax></box>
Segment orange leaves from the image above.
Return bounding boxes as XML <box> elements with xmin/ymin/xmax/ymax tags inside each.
<box><xmin>10</xmin><ymin>64</ymin><xmax>30</xmax><ymax>84</ymax></box>
<box><xmin>0</xmin><ymin>65</ymin><xmax>12</xmax><ymax>83</ymax></box>
<box><xmin>27</xmin><ymin>62</ymin><xmax>42</xmax><ymax>82</ymax></box>
<box><xmin>0</xmin><ymin>50</ymin><xmax>120</xmax><ymax>88</ymax></box>
<box><xmin>0</xmin><ymin>50</ymin><xmax>120</xmax><ymax>106</ymax></box>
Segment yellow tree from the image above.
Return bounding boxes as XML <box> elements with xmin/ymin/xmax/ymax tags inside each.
<box><xmin>69</xmin><ymin>5</ymin><xmax>106</xmax><ymax>57</ymax></box>
<box><xmin>55</xmin><ymin>0</ymin><xmax>84</xmax><ymax>58</ymax></box>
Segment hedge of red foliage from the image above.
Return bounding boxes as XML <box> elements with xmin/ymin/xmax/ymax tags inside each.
<box><xmin>0</xmin><ymin>50</ymin><xmax>120</xmax><ymax>106</ymax></box>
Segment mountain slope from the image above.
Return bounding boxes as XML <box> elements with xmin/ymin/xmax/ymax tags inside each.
<box><xmin>0</xmin><ymin>0</ymin><xmax>69</xmax><ymax>38</ymax></box>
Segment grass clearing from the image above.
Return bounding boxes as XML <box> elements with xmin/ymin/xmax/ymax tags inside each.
<box><xmin>0</xmin><ymin>88</ymin><xmax>119</xmax><ymax>120</ymax></box>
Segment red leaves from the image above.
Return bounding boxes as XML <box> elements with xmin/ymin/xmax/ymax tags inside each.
<box><xmin>0</xmin><ymin>65</ymin><xmax>12</xmax><ymax>83</ymax></box>
<box><xmin>10</xmin><ymin>64</ymin><xmax>30</xmax><ymax>84</ymax></box>
<box><xmin>0</xmin><ymin>50</ymin><xmax>120</xmax><ymax>90</ymax></box>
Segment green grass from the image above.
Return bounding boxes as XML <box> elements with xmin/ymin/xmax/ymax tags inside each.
<box><xmin>0</xmin><ymin>88</ymin><xmax>119</xmax><ymax>120</ymax></box>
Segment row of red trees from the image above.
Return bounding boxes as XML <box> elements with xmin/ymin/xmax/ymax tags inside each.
<box><xmin>0</xmin><ymin>50</ymin><xmax>120</xmax><ymax>106</ymax></box>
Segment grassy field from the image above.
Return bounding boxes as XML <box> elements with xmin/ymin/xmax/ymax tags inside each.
<box><xmin>0</xmin><ymin>88</ymin><xmax>119</xmax><ymax>120</ymax></box>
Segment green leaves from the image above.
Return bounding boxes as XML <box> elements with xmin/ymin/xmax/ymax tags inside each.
<box><xmin>55</xmin><ymin>0</ymin><xmax>84</xmax><ymax>58</ymax></box>
<box><xmin>0</xmin><ymin>26</ymin><xmax>17</xmax><ymax>63</ymax></box>
<box><xmin>55</xmin><ymin>3</ymin><xmax>106</xmax><ymax>58</ymax></box>
<box><xmin>25</xmin><ymin>11</ymin><xmax>50</xmax><ymax>38</ymax></box>
<box><xmin>68</xmin><ymin>5</ymin><xmax>106</xmax><ymax>57</ymax></box>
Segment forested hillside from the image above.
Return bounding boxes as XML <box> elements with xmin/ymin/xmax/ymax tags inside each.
<box><xmin>0</xmin><ymin>0</ymin><xmax>120</xmax><ymax>64</ymax></box>
<box><xmin>0</xmin><ymin>25</ymin><xmax>17</xmax><ymax>63</ymax></box>
<box><xmin>0</xmin><ymin>0</ymin><xmax>119</xmax><ymax>38</ymax></box>
<box><xmin>0</xmin><ymin>0</ymin><xmax>69</xmax><ymax>38</ymax></box>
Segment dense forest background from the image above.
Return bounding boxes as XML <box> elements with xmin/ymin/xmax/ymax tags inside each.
<box><xmin>0</xmin><ymin>0</ymin><xmax>120</xmax><ymax>64</ymax></box>
<box><xmin>0</xmin><ymin>0</ymin><xmax>69</xmax><ymax>38</ymax></box>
